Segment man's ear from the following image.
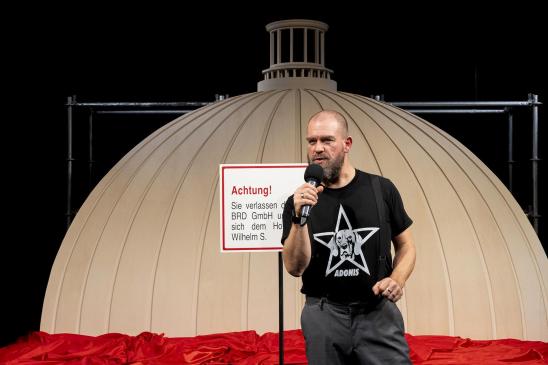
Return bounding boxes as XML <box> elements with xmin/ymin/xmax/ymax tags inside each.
<box><xmin>344</xmin><ymin>136</ymin><xmax>353</xmax><ymax>153</ymax></box>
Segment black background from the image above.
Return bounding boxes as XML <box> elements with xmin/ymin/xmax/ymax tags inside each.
<box><xmin>3</xmin><ymin>3</ymin><xmax>546</xmax><ymax>346</ymax></box>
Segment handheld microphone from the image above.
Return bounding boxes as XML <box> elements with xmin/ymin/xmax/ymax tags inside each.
<box><xmin>301</xmin><ymin>164</ymin><xmax>324</xmax><ymax>218</ymax></box>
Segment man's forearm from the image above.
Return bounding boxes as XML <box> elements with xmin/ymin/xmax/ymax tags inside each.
<box><xmin>390</xmin><ymin>230</ymin><xmax>416</xmax><ymax>288</ymax></box>
<box><xmin>282</xmin><ymin>224</ymin><xmax>311</xmax><ymax>277</ymax></box>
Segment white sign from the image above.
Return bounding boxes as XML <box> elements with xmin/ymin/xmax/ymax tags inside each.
<box><xmin>220</xmin><ymin>164</ymin><xmax>307</xmax><ymax>252</ymax></box>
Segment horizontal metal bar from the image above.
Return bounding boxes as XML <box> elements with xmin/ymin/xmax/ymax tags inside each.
<box><xmin>95</xmin><ymin>110</ymin><xmax>193</xmax><ymax>115</ymax></box>
<box><xmin>406</xmin><ymin>109</ymin><xmax>507</xmax><ymax>114</ymax></box>
<box><xmin>68</xmin><ymin>101</ymin><xmax>211</xmax><ymax>107</ymax></box>
<box><xmin>390</xmin><ymin>101</ymin><xmax>538</xmax><ymax>107</ymax></box>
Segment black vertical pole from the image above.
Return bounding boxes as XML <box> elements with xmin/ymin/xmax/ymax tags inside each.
<box><xmin>278</xmin><ymin>252</ymin><xmax>284</xmax><ymax>365</ymax></box>
<box><xmin>530</xmin><ymin>94</ymin><xmax>540</xmax><ymax>233</ymax></box>
<box><xmin>88</xmin><ymin>108</ymin><xmax>94</xmax><ymax>192</ymax></box>
<box><xmin>507</xmin><ymin>109</ymin><xmax>514</xmax><ymax>192</ymax></box>
<box><xmin>66</xmin><ymin>95</ymin><xmax>75</xmax><ymax>230</ymax></box>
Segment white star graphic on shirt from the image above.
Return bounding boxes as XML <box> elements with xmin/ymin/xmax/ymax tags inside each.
<box><xmin>313</xmin><ymin>205</ymin><xmax>379</xmax><ymax>277</ymax></box>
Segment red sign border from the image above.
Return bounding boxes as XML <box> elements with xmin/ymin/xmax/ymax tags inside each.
<box><xmin>220</xmin><ymin>164</ymin><xmax>307</xmax><ymax>252</ymax></box>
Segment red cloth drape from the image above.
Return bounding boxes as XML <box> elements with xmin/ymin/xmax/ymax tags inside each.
<box><xmin>406</xmin><ymin>334</ymin><xmax>548</xmax><ymax>364</ymax></box>
<box><xmin>0</xmin><ymin>330</ymin><xmax>546</xmax><ymax>364</ymax></box>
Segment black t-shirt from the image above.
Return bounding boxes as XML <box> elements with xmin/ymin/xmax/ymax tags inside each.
<box><xmin>281</xmin><ymin>169</ymin><xmax>412</xmax><ymax>303</ymax></box>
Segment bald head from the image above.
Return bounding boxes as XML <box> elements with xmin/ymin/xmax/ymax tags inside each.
<box><xmin>306</xmin><ymin>110</ymin><xmax>353</xmax><ymax>186</ymax></box>
<box><xmin>308</xmin><ymin>110</ymin><xmax>349</xmax><ymax>138</ymax></box>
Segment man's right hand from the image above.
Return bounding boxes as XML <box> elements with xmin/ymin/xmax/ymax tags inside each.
<box><xmin>293</xmin><ymin>183</ymin><xmax>324</xmax><ymax>216</ymax></box>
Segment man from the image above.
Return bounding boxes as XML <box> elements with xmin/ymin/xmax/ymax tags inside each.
<box><xmin>281</xmin><ymin>110</ymin><xmax>416</xmax><ymax>364</ymax></box>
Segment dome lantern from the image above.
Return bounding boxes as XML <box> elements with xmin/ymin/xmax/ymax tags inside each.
<box><xmin>258</xmin><ymin>19</ymin><xmax>337</xmax><ymax>91</ymax></box>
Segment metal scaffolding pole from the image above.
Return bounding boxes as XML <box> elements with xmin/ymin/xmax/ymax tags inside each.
<box><xmin>390</xmin><ymin>100</ymin><xmax>532</xmax><ymax>107</ymax></box>
<box><xmin>530</xmin><ymin>94</ymin><xmax>540</xmax><ymax>233</ymax></box>
<box><xmin>507</xmin><ymin>109</ymin><xmax>514</xmax><ymax>192</ymax></box>
<box><xmin>404</xmin><ymin>109</ymin><xmax>506</xmax><ymax>114</ymax></box>
<box><xmin>64</xmin><ymin>97</ymin><xmax>215</xmax><ymax>229</ymax></box>
<box><xmin>375</xmin><ymin>94</ymin><xmax>542</xmax><ymax>235</ymax></box>
<box><xmin>66</xmin><ymin>96</ymin><xmax>75</xmax><ymax>229</ymax></box>
<box><xmin>66</xmin><ymin>95</ymin><xmax>541</xmax><ymax>235</ymax></box>
<box><xmin>75</xmin><ymin>101</ymin><xmax>211</xmax><ymax>107</ymax></box>
<box><xmin>96</xmin><ymin>110</ymin><xmax>195</xmax><ymax>115</ymax></box>
<box><xmin>88</xmin><ymin>109</ymin><xmax>94</xmax><ymax>192</ymax></box>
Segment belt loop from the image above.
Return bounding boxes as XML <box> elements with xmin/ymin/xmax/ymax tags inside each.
<box><xmin>320</xmin><ymin>297</ymin><xmax>325</xmax><ymax>310</ymax></box>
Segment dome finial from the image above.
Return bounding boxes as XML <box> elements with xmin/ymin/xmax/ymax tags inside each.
<box><xmin>257</xmin><ymin>19</ymin><xmax>337</xmax><ymax>91</ymax></box>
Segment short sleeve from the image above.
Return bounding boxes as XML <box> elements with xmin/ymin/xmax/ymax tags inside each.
<box><xmin>383</xmin><ymin>178</ymin><xmax>413</xmax><ymax>237</ymax></box>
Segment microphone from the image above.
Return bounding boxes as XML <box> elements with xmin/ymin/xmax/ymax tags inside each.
<box><xmin>301</xmin><ymin>164</ymin><xmax>324</xmax><ymax>218</ymax></box>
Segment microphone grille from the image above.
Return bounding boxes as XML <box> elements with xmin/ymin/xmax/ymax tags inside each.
<box><xmin>304</xmin><ymin>163</ymin><xmax>324</xmax><ymax>183</ymax></box>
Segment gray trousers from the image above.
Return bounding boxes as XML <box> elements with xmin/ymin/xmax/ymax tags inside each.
<box><xmin>301</xmin><ymin>296</ymin><xmax>411</xmax><ymax>365</ymax></box>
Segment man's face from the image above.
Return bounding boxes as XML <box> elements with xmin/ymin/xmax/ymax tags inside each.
<box><xmin>306</xmin><ymin>118</ymin><xmax>348</xmax><ymax>184</ymax></box>
<box><xmin>335</xmin><ymin>229</ymin><xmax>356</xmax><ymax>260</ymax></box>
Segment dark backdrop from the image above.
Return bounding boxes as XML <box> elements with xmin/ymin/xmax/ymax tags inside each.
<box><xmin>3</xmin><ymin>3</ymin><xmax>545</xmax><ymax>347</ymax></box>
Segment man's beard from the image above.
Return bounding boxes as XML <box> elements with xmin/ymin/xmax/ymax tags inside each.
<box><xmin>308</xmin><ymin>153</ymin><xmax>344</xmax><ymax>185</ymax></box>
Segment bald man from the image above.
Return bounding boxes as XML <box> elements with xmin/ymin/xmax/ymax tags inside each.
<box><xmin>282</xmin><ymin>110</ymin><xmax>416</xmax><ymax>364</ymax></box>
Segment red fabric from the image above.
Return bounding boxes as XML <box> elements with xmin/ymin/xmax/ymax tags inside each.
<box><xmin>0</xmin><ymin>330</ymin><xmax>546</xmax><ymax>364</ymax></box>
<box><xmin>0</xmin><ymin>330</ymin><xmax>306</xmax><ymax>365</ymax></box>
<box><xmin>406</xmin><ymin>334</ymin><xmax>548</xmax><ymax>364</ymax></box>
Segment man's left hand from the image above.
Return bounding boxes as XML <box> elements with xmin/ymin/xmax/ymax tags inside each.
<box><xmin>372</xmin><ymin>277</ymin><xmax>403</xmax><ymax>302</ymax></box>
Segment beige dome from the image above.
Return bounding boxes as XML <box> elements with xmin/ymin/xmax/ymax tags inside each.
<box><xmin>41</xmin><ymin>20</ymin><xmax>547</xmax><ymax>341</ymax></box>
